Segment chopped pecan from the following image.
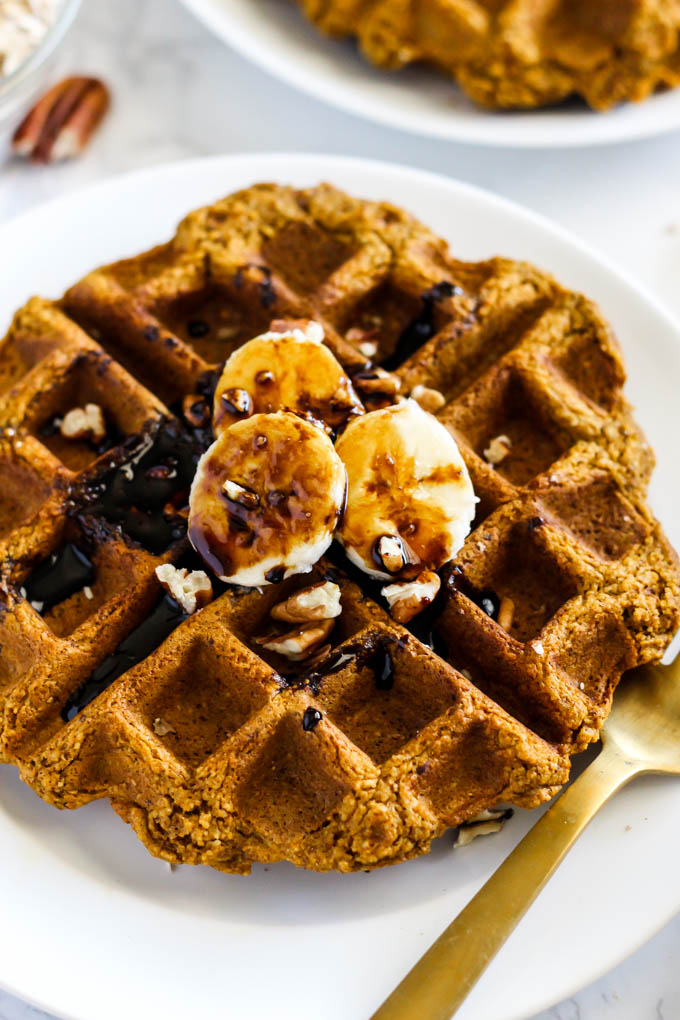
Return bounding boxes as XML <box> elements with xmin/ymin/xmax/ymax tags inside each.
<box><xmin>483</xmin><ymin>434</ymin><xmax>512</xmax><ymax>466</ymax></box>
<box><xmin>352</xmin><ymin>367</ymin><xmax>402</xmax><ymax>409</ymax></box>
<box><xmin>345</xmin><ymin>327</ymin><xmax>379</xmax><ymax>360</ymax></box>
<box><xmin>256</xmin><ymin>618</ymin><xmax>334</xmax><ymax>661</ymax></box>
<box><xmin>454</xmin><ymin>808</ymin><xmax>513</xmax><ymax>848</ymax></box>
<box><xmin>373</xmin><ymin>534</ymin><xmax>412</xmax><ymax>575</ymax></box>
<box><xmin>410</xmin><ymin>384</ymin><xmax>446</xmax><ymax>414</ymax></box>
<box><xmin>269</xmin><ymin>318</ymin><xmax>324</xmax><ymax>343</ymax></box>
<box><xmin>223</xmin><ymin>479</ymin><xmax>260</xmax><ymax>509</ymax></box>
<box><xmin>382</xmin><ymin>570</ymin><xmax>441</xmax><ymax>623</ymax></box>
<box><xmin>497</xmin><ymin>595</ymin><xmax>515</xmax><ymax>632</ymax></box>
<box><xmin>270</xmin><ymin>580</ymin><xmax>342</xmax><ymax>623</ymax></box>
<box><xmin>220</xmin><ymin>387</ymin><xmax>252</xmax><ymax>417</ymax></box>
<box><xmin>153</xmin><ymin>717</ymin><xmax>176</xmax><ymax>737</ymax></box>
<box><xmin>155</xmin><ymin>564</ymin><xmax>212</xmax><ymax>616</ymax></box>
<box><xmin>60</xmin><ymin>403</ymin><xmax>106</xmax><ymax>444</ymax></box>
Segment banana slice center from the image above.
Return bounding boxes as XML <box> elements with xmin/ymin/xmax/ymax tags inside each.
<box><xmin>335</xmin><ymin>399</ymin><xmax>476</xmax><ymax>581</ymax></box>
<box><xmin>188</xmin><ymin>411</ymin><xmax>347</xmax><ymax>587</ymax></box>
<box><xmin>213</xmin><ymin>328</ymin><xmax>364</xmax><ymax>436</ymax></box>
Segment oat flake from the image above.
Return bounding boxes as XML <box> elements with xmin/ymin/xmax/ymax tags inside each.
<box><xmin>0</xmin><ymin>0</ymin><xmax>58</xmax><ymax>77</ymax></box>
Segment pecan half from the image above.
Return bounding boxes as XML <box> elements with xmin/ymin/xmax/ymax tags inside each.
<box><xmin>13</xmin><ymin>76</ymin><xmax>111</xmax><ymax>164</ymax></box>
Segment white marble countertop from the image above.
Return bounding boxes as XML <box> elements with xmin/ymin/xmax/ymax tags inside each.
<box><xmin>1</xmin><ymin>0</ymin><xmax>680</xmax><ymax>1017</ymax></box>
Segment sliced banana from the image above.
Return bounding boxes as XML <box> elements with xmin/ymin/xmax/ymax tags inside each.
<box><xmin>213</xmin><ymin>320</ymin><xmax>364</xmax><ymax>436</ymax></box>
<box><xmin>188</xmin><ymin>411</ymin><xmax>347</xmax><ymax>587</ymax></box>
<box><xmin>335</xmin><ymin>399</ymin><xmax>477</xmax><ymax>581</ymax></box>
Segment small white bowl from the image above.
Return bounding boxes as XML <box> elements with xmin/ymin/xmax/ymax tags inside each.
<box><xmin>0</xmin><ymin>0</ymin><xmax>82</xmax><ymax>143</ymax></box>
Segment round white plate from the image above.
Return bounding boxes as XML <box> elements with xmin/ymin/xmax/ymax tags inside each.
<box><xmin>178</xmin><ymin>0</ymin><xmax>680</xmax><ymax>148</ymax></box>
<box><xmin>1</xmin><ymin>154</ymin><xmax>679</xmax><ymax>1020</ymax></box>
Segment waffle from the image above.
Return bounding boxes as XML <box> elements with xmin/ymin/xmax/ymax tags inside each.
<box><xmin>296</xmin><ymin>0</ymin><xmax>680</xmax><ymax>111</ymax></box>
<box><xmin>0</xmin><ymin>182</ymin><xmax>677</xmax><ymax>875</ymax></box>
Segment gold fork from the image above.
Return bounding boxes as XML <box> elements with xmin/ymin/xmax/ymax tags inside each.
<box><xmin>372</xmin><ymin>655</ymin><xmax>680</xmax><ymax>1020</ymax></box>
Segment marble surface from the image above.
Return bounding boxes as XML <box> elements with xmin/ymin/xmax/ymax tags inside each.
<box><xmin>1</xmin><ymin>0</ymin><xmax>680</xmax><ymax>1017</ymax></box>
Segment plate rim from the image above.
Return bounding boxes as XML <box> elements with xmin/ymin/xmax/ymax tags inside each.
<box><xmin>0</xmin><ymin>151</ymin><xmax>679</xmax><ymax>1020</ymax></box>
<box><xmin>178</xmin><ymin>0</ymin><xmax>680</xmax><ymax>149</ymax></box>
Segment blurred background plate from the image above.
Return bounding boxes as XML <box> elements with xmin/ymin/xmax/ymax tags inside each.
<box><xmin>177</xmin><ymin>0</ymin><xmax>680</xmax><ymax>148</ymax></box>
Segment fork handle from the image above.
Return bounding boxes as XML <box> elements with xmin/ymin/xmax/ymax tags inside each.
<box><xmin>371</xmin><ymin>746</ymin><xmax>637</xmax><ymax>1020</ymax></box>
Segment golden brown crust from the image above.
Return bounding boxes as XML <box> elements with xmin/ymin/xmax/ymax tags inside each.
<box><xmin>297</xmin><ymin>0</ymin><xmax>680</xmax><ymax>111</ymax></box>
<box><xmin>0</xmin><ymin>181</ymin><xmax>677</xmax><ymax>874</ymax></box>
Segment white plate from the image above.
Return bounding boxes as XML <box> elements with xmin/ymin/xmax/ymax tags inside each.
<box><xmin>1</xmin><ymin>154</ymin><xmax>679</xmax><ymax>1020</ymax></box>
<box><xmin>178</xmin><ymin>0</ymin><xmax>680</xmax><ymax>148</ymax></box>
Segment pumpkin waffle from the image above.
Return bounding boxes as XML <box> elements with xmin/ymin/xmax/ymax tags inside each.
<box><xmin>296</xmin><ymin>0</ymin><xmax>680</xmax><ymax>111</ymax></box>
<box><xmin>0</xmin><ymin>182</ymin><xmax>677</xmax><ymax>874</ymax></box>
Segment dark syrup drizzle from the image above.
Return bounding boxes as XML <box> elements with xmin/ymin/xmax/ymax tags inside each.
<box><xmin>382</xmin><ymin>281</ymin><xmax>462</xmax><ymax>371</ymax></box>
<box><xmin>448</xmin><ymin>568</ymin><xmax>501</xmax><ymax>621</ymax></box>
<box><xmin>406</xmin><ymin>589</ymin><xmax>449</xmax><ymax>659</ymax></box>
<box><xmin>372</xmin><ymin>643</ymin><xmax>396</xmax><ymax>691</ymax></box>
<box><xmin>264</xmin><ymin>565</ymin><xmax>286</xmax><ymax>584</ymax></box>
<box><xmin>187</xmin><ymin>319</ymin><xmax>210</xmax><ymax>339</ymax></box>
<box><xmin>302</xmin><ymin>707</ymin><xmax>322</xmax><ymax>732</ymax></box>
<box><xmin>75</xmin><ymin>420</ymin><xmax>207</xmax><ymax>555</ymax></box>
<box><xmin>298</xmin><ymin>631</ymin><xmax>402</xmax><ymax>696</ymax></box>
<box><xmin>327</xmin><ymin>540</ymin><xmax>384</xmax><ymax>600</ymax></box>
<box><xmin>472</xmin><ymin>590</ymin><xmax>500</xmax><ymax>620</ymax></box>
<box><xmin>172</xmin><ymin>368</ymin><xmax>220</xmax><ymax>448</ymax></box>
<box><xmin>61</xmin><ymin>594</ymin><xmax>187</xmax><ymax>721</ymax></box>
<box><xmin>23</xmin><ymin>543</ymin><xmax>96</xmax><ymax>614</ymax></box>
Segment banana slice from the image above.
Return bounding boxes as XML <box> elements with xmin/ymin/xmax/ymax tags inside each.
<box><xmin>335</xmin><ymin>399</ymin><xmax>476</xmax><ymax>581</ymax></box>
<box><xmin>188</xmin><ymin>411</ymin><xmax>347</xmax><ymax>587</ymax></box>
<box><xmin>213</xmin><ymin>320</ymin><xmax>364</xmax><ymax>436</ymax></box>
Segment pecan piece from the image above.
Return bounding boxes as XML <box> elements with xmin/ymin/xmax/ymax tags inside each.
<box><xmin>496</xmin><ymin>596</ymin><xmax>515</xmax><ymax>632</ymax></box>
<box><xmin>270</xmin><ymin>580</ymin><xmax>342</xmax><ymax>623</ymax></box>
<box><xmin>483</xmin><ymin>434</ymin><xmax>512</xmax><ymax>466</ymax></box>
<box><xmin>155</xmin><ymin>564</ymin><xmax>212</xmax><ymax>616</ymax></box>
<box><xmin>352</xmin><ymin>367</ymin><xmax>402</xmax><ymax>410</ymax></box>
<box><xmin>60</xmin><ymin>403</ymin><xmax>106</xmax><ymax>444</ymax></box>
<box><xmin>13</xmin><ymin>77</ymin><xmax>111</xmax><ymax>164</ymax></box>
<box><xmin>454</xmin><ymin>808</ymin><xmax>513</xmax><ymax>848</ymax></box>
<box><xmin>382</xmin><ymin>570</ymin><xmax>441</xmax><ymax>623</ymax></box>
<box><xmin>223</xmin><ymin>479</ymin><xmax>260</xmax><ymax>509</ymax></box>
<box><xmin>373</xmin><ymin>534</ymin><xmax>420</xmax><ymax>576</ymax></box>
<box><xmin>256</xmin><ymin>618</ymin><xmax>334</xmax><ymax>661</ymax></box>
<box><xmin>410</xmin><ymin>384</ymin><xmax>446</xmax><ymax>414</ymax></box>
